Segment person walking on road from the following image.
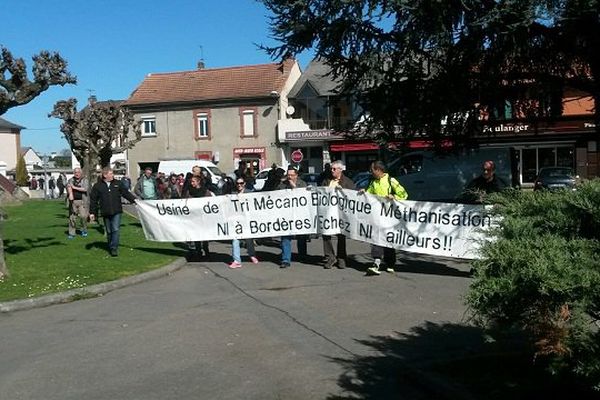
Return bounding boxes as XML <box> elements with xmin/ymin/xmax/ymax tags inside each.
<box><xmin>278</xmin><ymin>166</ymin><xmax>308</xmax><ymax>268</ymax></box>
<box><xmin>66</xmin><ymin>167</ymin><xmax>89</xmax><ymax>239</ymax></box>
<box><xmin>360</xmin><ymin>161</ymin><xmax>408</xmax><ymax>276</ymax></box>
<box><xmin>228</xmin><ymin>178</ymin><xmax>260</xmax><ymax>269</ymax></box>
<box><xmin>89</xmin><ymin>167</ymin><xmax>137</xmax><ymax>257</ymax></box>
<box><xmin>48</xmin><ymin>176</ymin><xmax>56</xmax><ymax>199</ymax></box>
<box><xmin>185</xmin><ymin>175</ymin><xmax>213</xmax><ymax>259</ymax></box>
<box><xmin>321</xmin><ymin>160</ymin><xmax>355</xmax><ymax>269</ymax></box>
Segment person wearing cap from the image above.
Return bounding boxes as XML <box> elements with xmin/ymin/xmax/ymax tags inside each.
<box><xmin>134</xmin><ymin>167</ymin><xmax>159</xmax><ymax>200</ymax></box>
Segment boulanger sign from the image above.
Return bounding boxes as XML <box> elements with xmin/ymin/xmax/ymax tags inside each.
<box><xmin>136</xmin><ymin>187</ymin><xmax>492</xmax><ymax>259</ymax></box>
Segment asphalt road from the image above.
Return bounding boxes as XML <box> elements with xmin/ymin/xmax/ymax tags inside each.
<box><xmin>0</xmin><ymin>239</ymin><xmax>474</xmax><ymax>400</ymax></box>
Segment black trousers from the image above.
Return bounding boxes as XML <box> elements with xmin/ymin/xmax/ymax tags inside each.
<box><xmin>370</xmin><ymin>245</ymin><xmax>396</xmax><ymax>267</ymax></box>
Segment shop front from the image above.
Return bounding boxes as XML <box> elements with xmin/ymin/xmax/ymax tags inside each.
<box><xmin>233</xmin><ymin>147</ymin><xmax>267</xmax><ymax>176</ymax></box>
<box><xmin>477</xmin><ymin>119</ymin><xmax>598</xmax><ymax>186</ymax></box>
<box><xmin>282</xmin><ymin>129</ymin><xmax>341</xmax><ymax>173</ymax></box>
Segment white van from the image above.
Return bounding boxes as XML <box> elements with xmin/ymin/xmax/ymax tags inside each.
<box><xmin>388</xmin><ymin>148</ymin><xmax>516</xmax><ymax>201</ymax></box>
<box><xmin>157</xmin><ymin>160</ymin><xmax>224</xmax><ymax>185</ymax></box>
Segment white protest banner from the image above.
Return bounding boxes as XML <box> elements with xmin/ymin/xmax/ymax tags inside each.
<box><xmin>136</xmin><ymin>189</ymin><xmax>317</xmax><ymax>242</ymax></box>
<box><xmin>312</xmin><ymin>188</ymin><xmax>490</xmax><ymax>259</ymax></box>
<box><xmin>136</xmin><ymin>187</ymin><xmax>491</xmax><ymax>259</ymax></box>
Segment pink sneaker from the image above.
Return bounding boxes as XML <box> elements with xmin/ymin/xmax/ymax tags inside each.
<box><xmin>250</xmin><ymin>256</ymin><xmax>259</xmax><ymax>264</ymax></box>
<box><xmin>229</xmin><ymin>261</ymin><xmax>242</xmax><ymax>269</ymax></box>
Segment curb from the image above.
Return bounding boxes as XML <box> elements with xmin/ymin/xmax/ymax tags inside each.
<box><xmin>0</xmin><ymin>257</ymin><xmax>187</xmax><ymax>313</ymax></box>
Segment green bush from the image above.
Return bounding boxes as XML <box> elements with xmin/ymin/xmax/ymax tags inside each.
<box><xmin>466</xmin><ymin>180</ymin><xmax>600</xmax><ymax>391</ymax></box>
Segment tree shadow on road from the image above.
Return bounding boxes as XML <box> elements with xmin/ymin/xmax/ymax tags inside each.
<box><xmin>345</xmin><ymin>252</ymin><xmax>472</xmax><ymax>278</ymax></box>
<box><xmin>326</xmin><ymin>321</ymin><xmax>597</xmax><ymax>400</ymax></box>
<box><xmin>395</xmin><ymin>257</ymin><xmax>472</xmax><ymax>278</ymax></box>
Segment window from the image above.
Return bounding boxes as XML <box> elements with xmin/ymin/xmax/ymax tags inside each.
<box><xmin>141</xmin><ymin>117</ymin><xmax>156</xmax><ymax>137</ymax></box>
<box><xmin>242</xmin><ymin>110</ymin><xmax>255</xmax><ymax>136</ymax></box>
<box><xmin>197</xmin><ymin>113</ymin><xmax>209</xmax><ymax>138</ymax></box>
<box><xmin>519</xmin><ymin>146</ymin><xmax>575</xmax><ymax>184</ymax></box>
<box><xmin>193</xmin><ymin>109</ymin><xmax>211</xmax><ymax>140</ymax></box>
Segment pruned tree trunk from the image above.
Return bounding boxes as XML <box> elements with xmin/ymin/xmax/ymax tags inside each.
<box><xmin>49</xmin><ymin>97</ymin><xmax>142</xmax><ymax>196</ymax></box>
<box><xmin>0</xmin><ymin>46</ymin><xmax>75</xmax><ymax>281</ymax></box>
<box><xmin>0</xmin><ymin>236</ymin><xmax>8</xmax><ymax>279</ymax></box>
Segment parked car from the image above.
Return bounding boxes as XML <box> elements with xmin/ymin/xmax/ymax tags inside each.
<box><xmin>158</xmin><ymin>159</ymin><xmax>224</xmax><ymax>185</ymax></box>
<box><xmin>300</xmin><ymin>173</ymin><xmax>321</xmax><ymax>185</ymax></box>
<box><xmin>253</xmin><ymin>166</ymin><xmax>285</xmax><ymax>191</ymax></box>
<box><xmin>352</xmin><ymin>172</ymin><xmax>372</xmax><ymax>190</ymax></box>
<box><xmin>534</xmin><ymin>167</ymin><xmax>578</xmax><ymax>191</ymax></box>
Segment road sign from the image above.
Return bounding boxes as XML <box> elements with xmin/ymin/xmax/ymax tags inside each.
<box><xmin>291</xmin><ymin>149</ymin><xmax>304</xmax><ymax>163</ymax></box>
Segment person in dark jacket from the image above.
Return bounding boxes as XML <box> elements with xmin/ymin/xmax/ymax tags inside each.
<box><xmin>185</xmin><ymin>175</ymin><xmax>213</xmax><ymax>259</ymax></box>
<box><xmin>321</xmin><ymin>160</ymin><xmax>356</xmax><ymax>269</ymax></box>
<box><xmin>462</xmin><ymin>160</ymin><xmax>507</xmax><ymax>203</ymax></box>
<box><xmin>89</xmin><ymin>167</ymin><xmax>137</xmax><ymax>257</ymax></box>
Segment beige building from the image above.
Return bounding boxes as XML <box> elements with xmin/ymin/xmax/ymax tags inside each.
<box><xmin>124</xmin><ymin>59</ymin><xmax>301</xmax><ymax>177</ymax></box>
<box><xmin>0</xmin><ymin>117</ymin><xmax>24</xmax><ymax>174</ymax></box>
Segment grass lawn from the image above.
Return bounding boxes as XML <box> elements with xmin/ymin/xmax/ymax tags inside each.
<box><xmin>0</xmin><ymin>199</ymin><xmax>185</xmax><ymax>302</ymax></box>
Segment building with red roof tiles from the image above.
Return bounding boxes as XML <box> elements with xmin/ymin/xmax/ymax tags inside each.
<box><xmin>124</xmin><ymin>59</ymin><xmax>301</xmax><ymax>177</ymax></box>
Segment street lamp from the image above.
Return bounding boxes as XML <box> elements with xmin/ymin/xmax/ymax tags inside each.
<box><xmin>42</xmin><ymin>155</ymin><xmax>49</xmax><ymax>200</ymax></box>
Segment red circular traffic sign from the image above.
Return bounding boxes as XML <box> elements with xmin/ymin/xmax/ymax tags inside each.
<box><xmin>291</xmin><ymin>149</ymin><xmax>304</xmax><ymax>163</ymax></box>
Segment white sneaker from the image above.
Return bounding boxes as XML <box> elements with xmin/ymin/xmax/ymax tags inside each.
<box><xmin>366</xmin><ymin>266</ymin><xmax>381</xmax><ymax>276</ymax></box>
<box><xmin>386</xmin><ymin>267</ymin><xmax>395</xmax><ymax>273</ymax></box>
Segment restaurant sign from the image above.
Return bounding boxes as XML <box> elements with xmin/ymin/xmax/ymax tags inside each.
<box><xmin>285</xmin><ymin>130</ymin><xmax>340</xmax><ymax>141</ymax></box>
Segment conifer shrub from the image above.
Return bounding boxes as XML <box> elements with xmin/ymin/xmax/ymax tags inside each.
<box><xmin>15</xmin><ymin>155</ymin><xmax>28</xmax><ymax>186</ymax></box>
<box><xmin>466</xmin><ymin>180</ymin><xmax>600</xmax><ymax>390</ymax></box>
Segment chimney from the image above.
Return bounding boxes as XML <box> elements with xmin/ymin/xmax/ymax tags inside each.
<box><xmin>197</xmin><ymin>60</ymin><xmax>205</xmax><ymax>69</ymax></box>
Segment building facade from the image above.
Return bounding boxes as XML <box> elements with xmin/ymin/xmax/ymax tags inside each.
<box><xmin>278</xmin><ymin>60</ymin><xmax>599</xmax><ymax>184</ymax></box>
<box><xmin>124</xmin><ymin>59</ymin><xmax>301</xmax><ymax>177</ymax></box>
<box><xmin>0</xmin><ymin>117</ymin><xmax>23</xmax><ymax>175</ymax></box>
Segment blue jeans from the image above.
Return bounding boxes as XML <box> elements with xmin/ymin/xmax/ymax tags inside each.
<box><xmin>281</xmin><ymin>236</ymin><xmax>307</xmax><ymax>264</ymax></box>
<box><xmin>103</xmin><ymin>213</ymin><xmax>122</xmax><ymax>251</ymax></box>
<box><xmin>232</xmin><ymin>239</ymin><xmax>255</xmax><ymax>263</ymax></box>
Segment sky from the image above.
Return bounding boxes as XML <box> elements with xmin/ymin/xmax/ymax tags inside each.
<box><xmin>0</xmin><ymin>0</ymin><xmax>314</xmax><ymax>155</ymax></box>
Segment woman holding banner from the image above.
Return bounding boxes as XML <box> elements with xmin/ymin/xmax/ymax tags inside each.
<box><xmin>228</xmin><ymin>177</ymin><xmax>260</xmax><ymax>269</ymax></box>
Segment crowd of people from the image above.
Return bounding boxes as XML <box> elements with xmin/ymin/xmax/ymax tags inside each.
<box><xmin>63</xmin><ymin>160</ymin><xmax>416</xmax><ymax>276</ymax></box>
<box><xmin>64</xmin><ymin>158</ymin><xmax>501</xmax><ymax>274</ymax></box>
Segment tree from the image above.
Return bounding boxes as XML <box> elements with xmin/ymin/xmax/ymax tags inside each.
<box><xmin>261</xmin><ymin>0</ymin><xmax>599</xmax><ymax>145</ymax></box>
<box><xmin>0</xmin><ymin>47</ymin><xmax>76</xmax><ymax>280</ymax></box>
<box><xmin>15</xmin><ymin>155</ymin><xmax>28</xmax><ymax>186</ymax></box>
<box><xmin>49</xmin><ymin>98</ymin><xmax>142</xmax><ymax>186</ymax></box>
<box><xmin>1</xmin><ymin>47</ymin><xmax>76</xmax><ymax>115</ymax></box>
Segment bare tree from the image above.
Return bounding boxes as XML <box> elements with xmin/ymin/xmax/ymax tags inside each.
<box><xmin>49</xmin><ymin>98</ymin><xmax>142</xmax><ymax>186</ymax></box>
<box><xmin>1</xmin><ymin>47</ymin><xmax>76</xmax><ymax>114</ymax></box>
<box><xmin>0</xmin><ymin>47</ymin><xmax>76</xmax><ymax>280</ymax></box>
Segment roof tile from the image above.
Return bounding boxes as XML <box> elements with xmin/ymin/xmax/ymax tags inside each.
<box><xmin>125</xmin><ymin>59</ymin><xmax>296</xmax><ymax>106</ymax></box>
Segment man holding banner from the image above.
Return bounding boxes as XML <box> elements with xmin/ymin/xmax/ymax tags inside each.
<box><xmin>278</xmin><ymin>166</ymin><xmax>309</xmax><ymax>268</ymax></box>
<box><xmin>321</xmin><ymin>160</ymin><xmax>355</xmax><ymax>269</ymax></box>
<box><xmin>361</xmin><ymin>161</ymin><xmax>408</xmax><ymax>276</ymax></box>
